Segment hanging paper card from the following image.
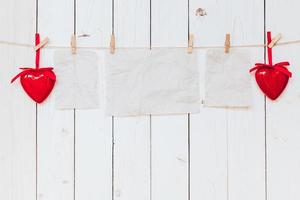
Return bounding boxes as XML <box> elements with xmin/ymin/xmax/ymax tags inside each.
<box><xmin>105</xmin><ymin>48</ymin><xmax>200</xmax><ymax>116</ymax></box>
<box><xmin>205</xmin><ymin>49</ymin><xmax>252</xmax><ymax>108</ymax></box>
<box><xmin>54</xmin><ymin>51</ymin><xmax>99</xmax><ymax>109</ymax></box>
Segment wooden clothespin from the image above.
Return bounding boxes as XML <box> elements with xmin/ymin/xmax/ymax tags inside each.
<box><xmin>187</xmin><ymin>34</ymin><xmax>194</xmax><ymax>54</ymax></box>
<box><xmin>71</xmin><ymin>34</ymin><xmax>77</xmax><ymax>54</ymax></box>
<box><xmin>110</xmin><ymin>33</ymin><xmax>116</xmax><ymax>54</ymax></box>
<box><xmin>34</xmin><ymin>37</ymin><xmax>49</xmax><ymax>51</ymax></box>
<box><xmin>268</xmin><ymin>33</ymin><xmax>282</xmax><ymax>48</ymax></box>
<box><xmin>224</xmin><ymin>34</ymin><xmax>230</xmax><ymax>53</ymax></box>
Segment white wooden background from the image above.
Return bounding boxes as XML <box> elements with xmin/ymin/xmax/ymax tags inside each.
<box><xmin>0</xmin><ymin>0</ymin><xmax>299</xmax><ymax>200</ymax></box>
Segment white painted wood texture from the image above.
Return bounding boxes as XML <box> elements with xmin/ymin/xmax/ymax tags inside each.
<box><xmin>75</xmin><ymin>0</ymin><xmax>112</xmax><ymax>200</ymax></box>
<box><xmin>113</xmin><ymin>1</ymin><xmax>151</xmax><ymax>200</ymax></box>
<box><xmin>1</xmin><ymin>0</ymin><xmax>300</xmax><ymax>200</ymax></box>
<box><xmin>189</xmin><ymin>1</ymin><xmax>265</xmax><ymax>200</ymax></box>
<box><xmin>75</xmin><ymin>1</ymin><xmax>112</xmax><ymax>200</ymax></box>
<box><xmin>151</xmin><ymin>1</ymin><xmax>189</xmax><ymax>200</ymax></box>
<box><xmin>0</xmin><ymin>1</ymin><xmax>36</xmax><ymax>200</ymax></box>
<box><xmin>266</xmin><ymin>1</ymin><xmax>300</xmax><ymax>200</ymax></box>
<box><xmin>37</xmin><ymin>0</ymin><xmax>75</xmax><ymax>200</ymax></box>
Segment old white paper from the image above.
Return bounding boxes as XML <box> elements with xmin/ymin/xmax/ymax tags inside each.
<box><xmin>54</xmin><ymin>50</ymin><xmax>99</xmax><ymax>109</ymax></box>
<box><xmin>105</xmin><ymin>48</ymin><xmax>200</xmax><ymax>116</ymax></box>
<box><xmin>205</xmin><ymin>49</ymin><xmax>252</xmax><ymax>108</ymax></box>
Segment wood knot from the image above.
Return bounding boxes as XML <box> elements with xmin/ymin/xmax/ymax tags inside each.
<box><xmin>196</xmin><ymin>8</ymin><xmax>207</xmax><ymax>16</ymax></box>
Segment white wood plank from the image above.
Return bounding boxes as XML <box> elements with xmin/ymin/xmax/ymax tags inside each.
<box><xmin>151</xmin><ymin>0</ymin><xmax>188</xmax><ymax>47</ymax></box>
<box><xmin>37</xmin><ymin>0</ymin><xmax>75</xmax><ymax>200</ymax></box>
<box><xmin>190</xmin><ymin>109</ymin><xmax>228</xmax><ymax>200</ymax></box>
<box><xmin>266</xmin><ymin>1</ymin><xmax>300</xmax><ymax>199</ymax></box>
<box><xmin>151</xmin><ymin>115</ymin><xmax>189</xmax><ymax>200</ymax></box>
<box><xmin>189</xmin><ymin>0</ymin><xmax>265</xmax><ymax>200</ymax></box>
<box><xmin>75</xmin><ymin>0</ymin><xmax>112</xmax><ymax>200</ymax></box>
<box><xmin>114</xmin><ymin>0</ymin><xmax>150</xmax><ymax>48</ymax></box>
<box><xmin>151</xmin><ymin>1</ymin><xmax>189</xmax><ymax>200</ymax></box>
<box><xmin>76</xmin><ymin>0</ymin><xmax>111</xmax><ymax>47</ymax></box>
<box><xmin>225</xmin><ymin>0</ymin><xmax>265</xmax><ymax>199</ymax></box>
<box><xmin>189</xmin><ymin>5</ymin><xmax>228</xmax><ymax>196</ymax></box>
<box><xmin>113</xmin><ymin>1</ymin><xmax>151</xmax><ymax>200</ymax></box>
<box><xmin>0</xmin><ymin>1</ymin><xmax>36</xmax><ymax>200</ymax></box>
<box><xmin>114</xmin><ymin>117</ymin><xmax>151</xmax><ymax>200</ymax></box>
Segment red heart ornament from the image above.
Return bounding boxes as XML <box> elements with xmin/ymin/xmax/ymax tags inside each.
<box><xmin>21</xmin><ymin>68</ymin><xmax>55</xmax><ymax>103</ymax></box>
<box><xmin>11</xmin><ymin>67</ymin><xmax>56</xmax><ymax>103</ymax></box>
<box><xmin>250</xmin><ymin>31</ymin><xmax>292</xmax><ymax>101</ymax></box>
<box><xmin>11</xmin><ymin>33</ymin><xmax>56</xmax><ymax>103</ymax></box>
<box><xmin>255</xmin><ymin>66</ymin><xmax>289</xmax><ymax>100</ymax></box>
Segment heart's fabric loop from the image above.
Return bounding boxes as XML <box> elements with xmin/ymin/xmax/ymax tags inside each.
<box><xmin>249</xmin><ymin>31</ymin><xmax>292</xmax><ymax>78</ymax></box>
<box><xmin>267</xmin><ymin>32</ymin><xmax>273</xmax><ymax>66</ymax></box>
<box><xmin>11</xmin><ymin>33</ymin><xmax>50</xmax><ymax>83</ymax></box>
<box><xmin>11</xmin><ymin>33</ymin><xmax>56</xmax><ymax>83</ymax></box>
<box><xmin>35</xmin><ymin>33</ymin><xmax>40</xmax><ymax>69</ymax></box>
<box><xmin>250</xmin><ymin>62</ymin><xmax>292</xmax><ymax>77</ymax></box>
<box><xmin>11</xmin><ymin>67</ymin><xmax>56</xmax><ymax>83</ymax></box>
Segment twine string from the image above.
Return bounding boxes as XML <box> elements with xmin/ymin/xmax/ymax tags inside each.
<box><xmin>1</xmin><ymin>38</ymin><xmax>300</xmax><ymax>50</ymax></box>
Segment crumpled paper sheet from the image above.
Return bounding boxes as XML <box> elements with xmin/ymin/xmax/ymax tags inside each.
<box><xmin>54</xmin><ymin>50</ymin><xmax>99</xmax><ymax>109</ymax></box>
<box><xmin>204</xmin><ymin>49</ymin><xmax>252</xmax><ymax>108</ymax></box>
<box><xmin>105</xmin><ymin>48</ymin><xmax>200</xmax><ymax>116</ymax></box>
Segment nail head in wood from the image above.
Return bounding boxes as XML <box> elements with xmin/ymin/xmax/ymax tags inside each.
<box><xmin>195</xmin><ymin>8</ymin><xmax>207</xmax><ymax>16</ymax></box>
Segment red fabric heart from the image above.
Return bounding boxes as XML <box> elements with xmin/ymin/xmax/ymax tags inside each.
<box><xmin>11</xmin><ymin>68</ymin><xmax>56</xmax><ymax>103</ymax></box>
<box><xmin>253</xmin><ymin>64</ymin><xmax>290</xmax><ymax>100</ymax></box>
<box><xmin>250</xmin><ymin>32</ymin><xmax>292</xmax><ymax>100</ymax></box>
<box><xmin>11</xmin><ymin>33</ymin><xmax>56</xmax><ymax>103</ymax></box>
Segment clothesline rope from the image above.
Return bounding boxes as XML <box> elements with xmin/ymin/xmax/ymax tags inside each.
<box><xmin>1</xmin><ymin>39</ymin><xmax>300</xmax><ymax>49</ymax></box>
